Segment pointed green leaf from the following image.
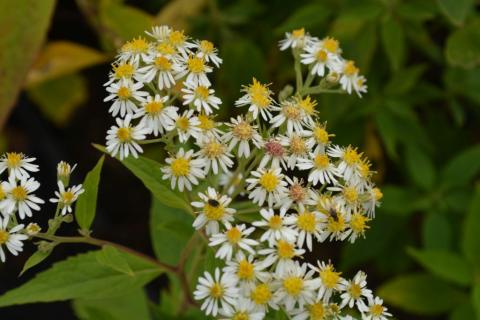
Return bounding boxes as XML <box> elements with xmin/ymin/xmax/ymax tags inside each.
<box><xmin>381</xmin><ymin>18</ymin><xmax>406</xmax><ymax>71</ymax></box>
<box><xmin>462</xmin><ymin>185</ymin><xmax>480</xmax><ymax>268</ymax></box>
<box><xmin>441</xmin><ymin>144</ymin><xmax>480</xmax><ymax>188</ymax></box>
<box><xmin>405</xmin><ymin>144</ymin><xmax>436</xmax><ymax>190</ymax></box>
<box><xmin>0</xmin><ymin>248</ymin><xmax>162</xmax><ymax>307</ymax></box>
<box><xmin>437</xmin><ymin>0</ymin><xmax>474</xmax><ymax>26</ymax></box>
<box><xmin>473</xmin><ymin>285</ymin><xmax>480</xmax><ymax>319</ymax></box>
<box><xmin>75</xmin><ymin>156</ymin><xmax>105</xmax><ymax>231</ymax></box>
<box><xmin>20</xmin><ymin>247</ymin><xmax>56</xmax><ymax>276</ymax></box>
<box><xmin>96</xmin><ymin>245</ymin><xmax>134</xmax><ymax>276</ymax></box>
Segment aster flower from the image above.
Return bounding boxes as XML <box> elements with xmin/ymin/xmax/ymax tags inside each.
<box><xmin>259</xmin><ymin>138</ymin><xmax>289</xmax><ymax>170</ymax></box>
<box><xmin>166</xmin><ymin>109</ymin><xmax>201</xmax><ymax>143</ymax></box>
<box><xmin>176</xmin><ymin>55</ymin><xmax>212</xmax><ymax>87</ymax></box>
<box><xmin>339</xmin><ymin>60</ymin><xmax>360</xmax><ymax>94</ymax></box>
<box><xmin>280</xmin><ymin>132</ymin><xmax>314</xmax><ymax>170</ymax></box>
<box><xmin>235</xmin><ymin>78</ymin><xmax>275</xmax><ymax>121</ymax></box>
<box><xmin>0</xmin><ymin>175</ymin><xmax>44</xmax><ymax>219</ymax></box>
<box><xmin>339</xmin><ymin>271</ymin><xmax>372</xmax><ymax>310</ymax></box>
<box><xmin>118</xmin><ymin>37</ymin><xmax>151</xmax><ymax>63</ymax></box>
<box><xmin>259</xmin><ymin>239</ymin><xmax>305</xmax><ymax>276</ymax></box>
<box><xmin>104</xmin><ymin>60</ymin><xmax>141</xmax><ymax>86</ymax></box>
<box><xmin>182</xmin><ymin>82</ymin><xmax>222</xmax><ymax>115</ymax></box>
<box><xmin>104</xmin><ymin>78</ymin><xmax>148</xmax><ymax>117</ymax></box>
<box><xmin>145</xmin><ymin>25</ymin><xmax>172</xmax><ymax>41</ymax></box>
<box><xmin>209</xmin><ymin>224</ymin><xmax>258</xmax><ymax>261</ymax></box>
<box><xmin>279</xmin><ymin>28</ymin><xmax>315</xmax><ymax>51</ymax></box>
<box><xmin>222</xmin><ymin>116</ymin><xmax>262</xmax><ymax>158</ymax></box>
<box><xmin>248</xmin><ymin>282</ymin><xmax>278</xmax><ymax>312</ymax></box>
<box><xmin>362</xmin><ymin>296</ymin><xmax>392</xmax><ymax>320</ymax></box>
<box><xmin>194</xmin><ymin>39</ymin><xmax>223</xmax><ymax>67</ymax></box>
<box><xmin>0</xmin><ymin>152</ymin><xmax>39</xmax><ymax>180</ymax></box>
<box><xmin>253</xmin><ymin>208</ymin><xmax>298</xmax><ymax>246</ymax></box>
<box><xmin>223</xmin><ymin>252</ymin><xmax>270</xmax><ymax>292</ymax></box>
<box><xmin>196</xmin><ymin>138</ymin><xmax>234</xmax><ymax>175</ymax></box>
<box><xmin>194</xmin><ymin>268</ymin><xmax>238</xmax><ymax>316</ymax></box>
<box><xmin>218</xmin><ymin>297</ymin><xmax>264</xmax><ymax>320</ymax></box>
<box><xmin>310</xmin><ymin>261</ymin><xmax>343</xmax><ymax>302</ymax></box>
<box><xmin>138</xmin><ymin>53</ymin><xmax>181</xmax><ymax>90</ymax></box>
<box><xmin>301</xmin><ymin>37</ymin><xmax>343</xmax><ymax>76</ymax></box>
<box><xmin>134</xmin><ymin>94</ymin><xmax>178</xmax><ymax>136</ymax></box>
<box><xmin>296</xmin><ymin>151</ymin><xmax>339</xmax><ymax>186</ymax></box>
<box><xmin>191</xmin><ymin>187</ymin><xmax>235</xmax><ymax>235</ymax></box>
<box><xmin>0</xmin><ymin>216</ymin><xmax>28</xmax><ymax>263</ymax></box>
<box><xmin>49</xmin><ymin>181</ymin><xmax>84</xmax><ymax>215</ymax></box>
<box><xmin>281</xmin><ymin>177</ymin><xmax>316</xmax><ymax>213</ymax></box>
<box><xmin>161</xmin><ymin>148</ymin><xmax>206</xmax><ymax>192</ymax></box>
<box><xmin>284</xmin><ymin>209</ymin><xmax>323</xmax><ymax>252</ymax></box>
<box><xmin>246</xmin><ymin>168</ymin><xmax>288</xmax><ymax>207</ymax></box>
<box><xmin>106</xmin><ymin>115</ymin><xmax>150</xmax><ymax>160</ymax></box>
<box><xmin>304</xmin><ymin>121</ymin><xmax>334</xmax><ymax>153</ymax></box>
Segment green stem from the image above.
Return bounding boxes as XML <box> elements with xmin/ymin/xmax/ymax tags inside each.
<box><xmin>293</xmin><ymin>49</ymin><xmax>303</xmax><ymax>94</ymax></box>
<box><xmin>301</xmin><ymin>86</ymin><xmax>346</xmax><ymax>96</ymax></box>
<box><xmin>138</xmin><ymin>138</ymin><xmax>164</xmax><ymax>145</ymax></box>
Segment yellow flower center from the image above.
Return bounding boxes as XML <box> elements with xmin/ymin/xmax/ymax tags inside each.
<box><xmin>370</xmin><ymin>304</ymin><xmax>385</xmax><ymax>316</ymax></box>
<box><xmin>156</xmin><ymin>43</ymin><xmax>175</xmax><ymax>55</ymax></box>
<box><xmin>114</xmin><ymin>63</ymin><xmax>134</xmax><ymax>79</ymax></box>
<box><xmin>327</xmin><ymin>213</ymin><xmax>346</xmax><ymax>233</ymax></box>
<box><xmin>195</xmin><ymin>86</ymin><xmax>210</xmax><ymax>100</ymax></box>
<box><xmin>6</xmin><ymin>152</ymin><xmax>22</xmax><ymax>168</ymax></box>
<box><xmin>359</xmin><ymin>160</ymin><xmax>371</xmax><ymax>178</ymax></box>
<box><xmin>297</xmin><ymin>211</ymin><xmax>316</xmax><ymax>233</ymax></box>
<box><xmin>168</xmin><ymin>30</ymin><xmax>185</xmax><ymax>46</ymax></box>
<box><xmin>0</xmin><ymin>230</ymin><xmax>9</xmax><ymax>245</ymax></box>
<box><xmin>344</xmin><ymin>60</ymin><xmax>359</xmax><ymax>76</ymax></box>
<box><xmin>232</xmin><ymin>312</ymin><xmax>249</xmax><ymax>320</ymax></box>
<box><xmin>200</xmin><ymin>40</ymin><xmax>214</xmax><ymax>53</ymax></box>
<box><xmin>309</xmin><ymin>303</ymin><xmax>326</xmax><ymax>320</ymax></box>
<box><xmin>344</xmin><ymin>147</ymin><xmax>360</xmax><ymax>165</ymax></box>
<box><xmin>121</xmin><ymin>37</ymin><xmax>149</xmax><ymax>54</ymax></box>
<box><xmin>117</xmin><ymin>86</ymin><xmax>131</xmax><ymax>100</ymax></box>
<box><xmin>249</xmin><ymin>79</ymin><xmax>271</xmax><ymax>108</ymax></box>
<box><xmin>259</xmin><ymin>171</ymin><xmax>279</xmax><ymax>192</ymax></box>
<box><xmin>316</xmin><ymin>49</ymin><xmax>328</xmax><ymax>62</ymax></box>
<box><xmin>233</xmin><ymin>121</ymin><xmax>253</xmax><ymax>140</ymax></box>
<box><xmin>350</xmin><ymin>213</ymin><xmax>370</xmax><ymax>234</ymax></box>
<box><xmin>297</xmin><ymin>96</ymin><xmax>317</xmax><ymax>115</ymax></box>
<box><xmin>323</xmin><ymin>37</ymin><xmax>339</xmax><ymax>53</ymax></box>
<box><xmin>154</xmin><ymin>56</ymin><xmax>172</xmax><ymax>71</ymax></box>
<box><xmin>314</xmin><ymin>126</ymin><xmax>330</xmax><ymax>144</ymax></box>
<box><xmin>268</xmin><ymin>215</ymin><xmax>283</xmax><ymax>230</ymax></box>
<box><xmin>203</xmin><ymin>141</ymin><xmax>224</xmax><ymax>158</ymax></box>
<box><xmin>176</xmin><ymin>116</ymin><xmax>190</xmax><ymax>130</ymax></box>
<box><xmin>237</xmin><ymin>259</ymin><xmax>255</xmax><ymax>280</ymax></box>
<box><xmin>373</xmin><ymin>187</ymin><xmax>383</xmax><ymax>201</ymax></box>
<box><xmin>290</xmin><ymin>136</ymin><xmax>307</xmax><ymax>155</ymax></box>
<box><xmin>283</xmin><ymin>276</ymin><xmax>304</xmax><ymax>296</ymax></box>
<box><xmin>357</xmin><ymin>77</ymin><xmax>365</xmax><ymax>87</ymax></box>
<box><xmin>204</xmin><ymin>202</ymin><xmax>225</xmax><ymax>220</ymax></box>
<box><xmin>292</xmin><ymin>28</ymin><xmax>305</xmax><ymax>38</ymax></box>
<box><xmin>187</xmin><ymin>56</ymin><xmax>205</xmax><ymax>73</ymax></box>
<box><xmin>226</xmin><ymin>227</ymin><xmax>242</xmax><ymax>244</ymax></box>
<box><xmin>283</xmin><ymin>104</ymin><xmax>302</xmax><ymax>120</ymax></box>
<box><xmin>289</xmin><ymin>183</ymin><xmax>306</xmax><ymax>202</ymax></box>
<box><xmin>145</xmin><ymin>101</ymin><xmax>164</xmax><ymax>114</ymax></box>
<box><xmin>251</xmin><ymin>284</ymin><xmax>272</xmax><ymax>305</ymax></box>
<box><xmin>197</xmin><ymin>114</ymin><xmax>214</xmax><ymax>131</ymax></box>
<box><xmin>277</xmin><ymin>240</ymin><xmax>294</xmax><ymax>259</ymax></box>
<box><xmin>348</xmin><ymin>283</ymin><xmax>362</xmax><ymax>299</ymax></box>
<box><xmin>62</xmin><ymin>191</ymin><xmax>75</xmax><ymax>204</ymax></box>
<box><xmin>12</xmin><ymin>186</ymin><xmax>27</xmax><ymax>201</ymax></box>
<box><xmin>320</xmin><ymin>265</ymin><xmax>341</xmax><ymax>289</ymax></box>
<box><xmin>209</xmin><ymin>283</ymin><xmax>224</xmax><ymax>299</ymax></box>
<box><xmin>170</xmin><ymin>158</ymin><xmax>190</xmax><ymax>177</ymax></box>
<box><xmin>343</xmin><ymin>186</ymin><xmax>358</xmax><ymax>204</ymax></box>
<box><xmin>314</xmin><ymin>154</ymin><xmax>329</xmax><ymax>169</ymax></box>
<box><xmin>116</xmin><ymin>127</ymin><xmax>132</xmax><ymax>142</ymax></box>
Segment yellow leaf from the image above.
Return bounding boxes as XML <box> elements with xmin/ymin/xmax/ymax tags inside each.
<box><xmin>26</xmin><ymin>41</ymin><xmax>107</xmax><ymax>87</ymax></box>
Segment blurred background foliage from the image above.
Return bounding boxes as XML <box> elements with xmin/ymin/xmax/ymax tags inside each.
<box><xmin>0</xmin><ymin>0</ymin><xmax>480</xmax><ymax>319</ymax></box>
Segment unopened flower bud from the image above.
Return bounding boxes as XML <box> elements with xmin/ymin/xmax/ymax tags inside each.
<box><xmin>57</xmin><ymin>161</ymin><xmax>76</xmax><ymax>186</ymax></box>
<box><xmin>26</xmin><ymin>223</ymin><xmax>41</xmax><ymax>236</ymax></box>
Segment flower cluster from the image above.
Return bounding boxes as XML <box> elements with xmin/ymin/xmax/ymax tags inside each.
<box><xmin>103</xmin><ymin>26</ymin><xmax>390</xmax><ymax>320</ymax></box>
<box><xmin>0</xmin><ymin>153</ymin><xmax>84</xmax><ymax>263</ymax></box>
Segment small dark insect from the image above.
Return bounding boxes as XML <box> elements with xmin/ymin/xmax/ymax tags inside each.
<box><xmin>208</xmin><ymin>199</ymin><xmax>220</xmax><ymax>207</ymax></box>
<box><xmin>328</xmin><ymin>207</ymin><xmax>339</xmax><ymax>222</ymax></box>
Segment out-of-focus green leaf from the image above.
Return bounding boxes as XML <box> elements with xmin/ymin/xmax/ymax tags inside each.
<box><xmin>462</xmin><ymin>185</ymin><xmax>480</xmax><ymax>268</ymax></box>
<box><xmin>384</xmin><ymin>65</ymin><xmax>426</xmax><ymax>95</ymax></box>
<box><xmin>398</xmin><ymin>0</ymin><xmax>437</xmax><ymax>21</ymax></box>
<box><xmin>407</xmin><ymin>248</ymin><xmax>472</xmax><ymax>286</ymax></box>
<box><xmin>26</xmin><ymin>41</ymin><xmax>107</xmax><ymax>87</ymax></box>
<box><xmin>405</xmin><ymin>144</ymin><xmax>436</xmax><ymax>190</ymax></box>
<box><xmin>28</xmin><ymin>73</ymin><xmax>87</xmax><ymax>127</ymax></box>
<box><xmin>404</xmin><ymin>23</ymin><xmax>443</xmax><ymax>63</ymax></box>
<box><xmin>0</xmin><ymin>0</ymin><xmax>55</xmax><ymax>128</ymax></box>
<box><xmin>437</xmin><ymin>0</ymin><xmax>474</xmax><ymax>26</ymax></box>
<box><xmin>440</xmin><ymin>144</ymin><xmax>480</xmax><ymax>188</ymax></box>
<box><xmin>329</xmin><ymin>2</ymin><xmax>383</xmax><ymax>39</ymax></box>
<box><xmin>446</xmin><ymin>19</ymin><xmax>480</xmax><ymax>68</ymax></box>
<box><xmin>380</xmin><ymin>185</ymin><xmax>425</xmax><ymax>216</ymax></box>
<box><xmin>0</xmin><ymin>249</ymin><xmax>162</xmax><ymax>307</ymax></box>
<box><xmin>150</xmin><ymin>197</ymin><xmax>193</xmax><ymax>266</ymax></box>
<box><xmin>444</xmin><ymin>67</ymin><xmax>480</xmax><ymax>104</ymax></box>
<box><xmin>473</xmin><ymin>285</ymin><xmax>480</xmax><ymax>320</ymax></box>
<box><xmin>94</xmin><ymin>144</ymin><xmax>192</xmax><ymax>214</ymax></box>
<box><xmin>450</xmin><ymin>302</ymin><xmax>476</xmax><ymax>320</ymax></box>
<box><xmin>100</xmin><ymin>1</ymin><xmax>153</xmax><ymax>41</ymax></box>
<box><xmin>422</xmin><ymin>212</ymin><xmax>452</xmax><ymax>250</ymax></box>
<box><xmin>381</xmin><ymin>18</ymin><xmax>406</xmax><ymax>71</ymax></box>
<box><xmin>154</xmin><ymin>0</ymin><xmax>207</xmax><ymax>30</ymax></box>
<box><xmin>75</xmin><ymin>156</ymin><xmax>105</xmax><ymax>231</ymax></box>
<box><xmin>73</xmin><ymin>288</ymin><xmax>150</xmax><ymax>320</ymax></box>
<box><xmin>378</xmin><ymin>273</ymin><xmax>466</xmax><ymax>315</ymax></box>
<box><xmin>96</xmin><ymin>245</ymin><xmax>133</xmax><ymax>276</ymax></box>
<box><xmin>276</xmin><ymin>3</ymin><xmax>331</xmax><ymax>34</ymax></box>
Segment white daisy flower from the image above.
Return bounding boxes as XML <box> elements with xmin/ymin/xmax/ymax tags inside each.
<box><xmin>182</xmin><ymin>82</ymin><xmax>222</xmax><ymax>115</ymax></box>
<box><xmin>259</xmin><ymin>239</ymin><xmax>305</xmax><ymax>276</ymax></box>
<box><xmin>104</xmin><ymin>60</ymin><xmax>141</xmax><ymax>86</ymax></box>
<box><xmin>165</xmin><ymin>29</ymin><xmax>195</xmax><ymax>56</ymax></box>
<box><xmin>0</xmin><ymin>216</ymin><xmax>28</xmax><ymax>262</ymax></box>
<box><xmin>118</xmin><ymin>37</ymin><xmax>151</xmax><ymax>63</ymax></box>
<box><xmin>166</xmin><ymin>109</ymin><xmax>201</xmax><ymax>143</ymax></box>
<box><xmin>0</xmin><ymin>176</ymin><xmax>44</xmax><ymax>219</ymax></box>
<box><xmin>145</xmin><ymin>25</ymin><xmax>172</xmax><ymax>41</ymax></box>
<box><xmin>161</xmin><ymin>148</ymin><xmax>206</xmax><ymax>192</ymax></box>
<box><xmin>339</xmin><ymin>60</ymin><xmax>360</xmax><ymax>94</ymax></box>
<box><xmin>341</xmin><ymin>212</ymin><xmax>370</xmax><ymax>243</ymax></box>
<box><xmin>196</xmin><ymin>113</ymin><xmax>224</xmax><ymax>142</ymax></box>
<box><xmin>303</xmin><ymin>121</ymin><xmax>334</xmax><ymax>154</ymax></box>
<box><xmin>273</xmin><ymin>262</ymin><xmax>319</xmax><ymax>311</ymax></box>
<box><xmin>194</xmin><ymin>268</ymin><xmax>238</xmax><ymax>317</ymax></box>
<box><xmin>353</xmin><ymin>74</ymin><xmax>367</xmax><ymax>97</ymax></box>
<box><xmin>339</xmin><ymin>271</ymin><xmax>372</xmax><ymax>310</ymax></box>
<box><xmin>280</xmin><ymin>133</ymin><xmax>314</xmax><ymax>170</ymax></box>
<box><xmin>259</xmin><ymin>138</ymin><xmax>289</xmax><ymax>170</ymax></box>
<box><xmin>134</xmin><ymin>94</ymin><xmax>177</xmax><ymax>136</ymax></box>
<box><xmin>317</xmin><ymin>198</ymin><xmax>349</xmax><ymax>242</ymax></box>
<box><xmin>310</xmin><ymin>261</ymin><xmax>343</xmax><ymax>302</ymax></box>
<box><xmin>104</xmin><ymin>78</ymin><xmax>148</xmax><ymax>117</ymax></box>
<box><xmin>106</xmin><ymin>115</ymin><xmax>149</xmax><ymax>160</ymax></box>
<box><xmin>296</xmin><ymin>151</ymin><xmax>339</xmax><ymax>186</ymax></box>
<box><xmin>246</xmin><ymin>168</ymin><xmax>288</xmax><ymax>207</ymax></box>
<box><xmin>0</xmin><ymin>152</ymin><xmax>39</xmax><ymax>180</ymax></box>
<box><xmin>222</xmin><ymin>116</ymin><xmax>262</xmax><ymax>158</ymax></box>
<box><xmin>327</xmin><ymin>145</ymin><xmax>363</xmax><ymax>182</ymax></box>
<box><xmin>248</xmin><ymin>282</ymin><xmax>278</xmax><ymax>312</ymax></box>
<box><xmin>235</xmin><ymin>78</ymin><xmax>275</xmax><ymax>121</ymax></box>
<box><xmin>176</xmin><ymin>55</ymin><xmax>212</xmax><ymax>87</ymax></box>
<box><xmin>253</xmin><ymin>208</ymin><xmax>298</xmax><ymax>246</ymax></box>
<box><xmin>209</xmin><ymin>224</ymin><xmax>258</xmax><ymax>261</ymax></box>
<box><xmin>281</xmin><ymin>177</ymin><xmax>316</xmax><ymax>213</ymax></box>
<box><xmin>194</xmin><ymin>39</ymin><xmax>223</xmax><ymax>67</ymax></box>
<box><xmin>191</xmin><ymin>187</ymin><xmax>235</xmax><ymax>235</ymax></box>
<box><xmin>49</xmin><ymin>181</ymin><xmax>84</xmax><ymax>215</ymax></box>
<box><xmin>223</xmin><ymin>252</ymin><xmax>270</xmax><ymax>292</ymax></box>
<box><xmin>196</xmin><ymin>138</ymin><xmax>234</xmax><ymax>174</ymax></box>
<box><xmin>270</xmin><ymin>99</ymin><xmax>305</xmax><ymax>134</ymax></box>
<box><xmin>363</xmin><ymin>185</ymin><xmax>382</xmax><ymax>218</ymax></box>
<box><xmin>284</xmin><ymin>209</ymin><xmax>323</xmax><ymax>252</ymax></box>
<box><xmin>301</xmin><ymin>37</ymin><xmax>343</xmax><ymax>76</ymax></box>
<box><xmin>328</xmin><ymin>183</ymin><xmax>362</xmax><ymax>214</ymax></box>
<box><xmin>219</xmin><ymin>297</ymin><xmax>264</xmax><ymax>320</ymax></box>
<box><xmin>138</xmin><ymin>54</ymin><xmax>181</xmax><ymax>90</ymax></box>
<box><xmin>290</xmin><ymin>299</ymin><xmax>328</xmax><ymax>320</ymax></box>
<box><xmin>279</xmin><ymin>28</ymin><xmax>315</xmax><ymax>51</ymax></box>
<box><xmin>361</xmin><ymin>296</ymin><xmax>392</xmax><ymax>320</ymax></box>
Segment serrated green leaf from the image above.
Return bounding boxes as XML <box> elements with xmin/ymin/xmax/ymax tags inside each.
<box><xmin>150</xmin><ymin>197</ymin><xmax>193</xmax><ymax>265</ymax></box>
<box><xmin>0</xmin><ymin>249</ymin><xmax>162</xmax><ymax>307</ymax></box>
<box><xmin>76</xmin><ymin>156</ymin><xmax>105</xmax><ymax>231</ymax></box>
<box><xmin>20</xmin><ymin>247</ymin><xmax>56</xmax><ymax>276</ymax></box>
<box><xmin>73</xmin><ymin>288</ymin><xmax>150</xmax><ymax>320</ymax></box>
<box><xmin>437</xmin><ymin>0</ymin><xmax>474</xmax><ymax>26</ymax></box>
<box><xmin>381</xmin><ymin>18</ymin><xmax>406</xmax><ymax>71</ymax></box>
<box><xmin>378</xmin><ymin>273</ymin><xmax>466</xmax><ymax>315</ymax></box>
<box><xmin>407</xmin><ymin>248</ymin><xmax>472</xmax><ymax>286</ymax></box>
<box><xmin>405</xmin><ymin>144</ymin><xmax>436</xmax><ymax>190</ymax></box>
<box><xmin>445</xmin><ymin>19</ymin><xmax>480</xmax><ymax>68</ymax></box>
<box><xmin>441</xmin><ymin>144</ymin><xmax>480</xmax><ymax>188</ymax></box>
<box><xmin>96</xmin><ymin>245</ymin><xmax>134</xmax><ymax>276</ymax></box>
<box><xmin>462</xmin><ymin>185</ymin><xmax>480</xmax><ymax>268</ymax></box>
